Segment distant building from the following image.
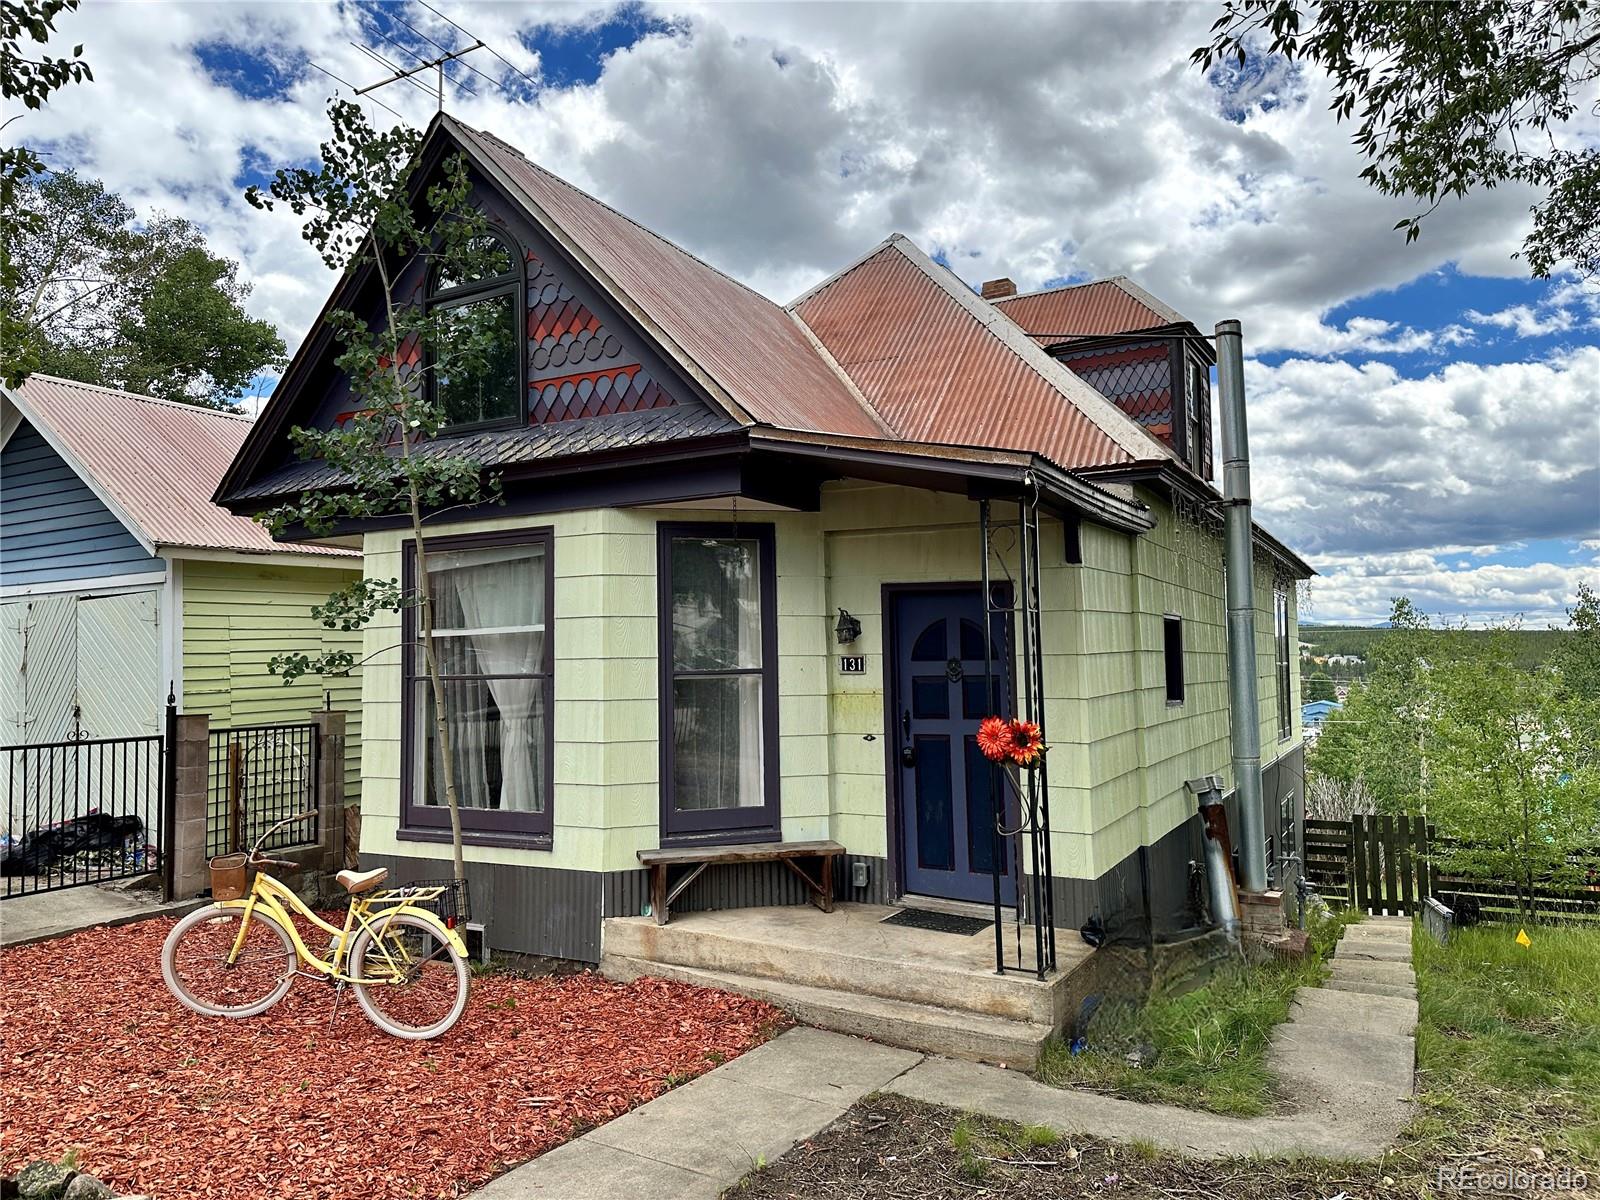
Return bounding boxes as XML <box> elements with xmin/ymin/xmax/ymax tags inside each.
<box><xmin>1302</xmin><ymin>699</ymin><xmax>1343</xmax><ymax>729</ymax></box>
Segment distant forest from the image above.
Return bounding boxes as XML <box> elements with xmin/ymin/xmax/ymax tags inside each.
<box><xmin>1300</xmin><ymin>625</ymin><xmax>1574</xmax><ymax>685</ymax></box>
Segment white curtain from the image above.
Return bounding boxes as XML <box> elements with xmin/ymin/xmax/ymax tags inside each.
<box><xmin>441</xmin><ymin>547</ymin><xmax>544</xmax><ymax>813</ymax></box>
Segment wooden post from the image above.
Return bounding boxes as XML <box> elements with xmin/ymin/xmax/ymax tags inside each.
<box><xmin>227</xmin><ymin>739</ymin><xmax>243</xmax><ymax>854</ymax></box>
<box><xmin>1350</xmin><ymin>815</ymin><xmax>1366</xmax><ymax>912</ymax></box>
<box><xmin>1381</xmin><ymin>814</ymin><xmax>1398</xmax><ymax>916</ymax></box>
<box><xmin>1396</xmin><ymin>815</ymin><xmax>1414</xmax><ymax>914</ymax></box>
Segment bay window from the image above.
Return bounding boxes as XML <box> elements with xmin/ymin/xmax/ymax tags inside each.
<box><xmin>657</xmin><ymin>523</ymin><xmax>779</xmax><ymax>840</ymax></box>
<box><xmin>403</xmin><ymin>530</ymin><xmax>554</xmax><ymax>842</ymax></box>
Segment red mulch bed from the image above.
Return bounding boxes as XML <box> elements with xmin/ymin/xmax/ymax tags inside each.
<box><xmin>0</xmin><ymin>916</ymin><xmax>785</xmax><ymax>1199</ymax></box>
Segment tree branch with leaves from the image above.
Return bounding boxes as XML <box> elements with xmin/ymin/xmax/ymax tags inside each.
<box><xmin>1194</xmin><ymin>0</ymin><xmax>1600</xmax><ymax>278</ymax></box>
<box><xmin>248</xmin><ymin>101</ymin><xmax>505</xmax><ymax>884</ymax></box>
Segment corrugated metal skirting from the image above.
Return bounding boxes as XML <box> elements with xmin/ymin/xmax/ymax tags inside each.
<box><xmin>360</xmin><ymin>853</ymin><xmax>604</xmax><ymax>963</ymax></box>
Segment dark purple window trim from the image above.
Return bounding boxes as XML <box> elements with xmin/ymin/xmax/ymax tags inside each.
<box><xmin>401</xmin><ymin>526</ymin><xmax>556</xmax><ymax>842</ymax></box>
<box><xmin>656</xmin><ymin>521</ymin><xmax>781</xmax><ymax>844</ymax></box>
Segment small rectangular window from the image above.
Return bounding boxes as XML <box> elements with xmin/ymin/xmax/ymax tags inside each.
<box><xmin>1187</xmin><ymin>360</ymin><xmax>1207</xmax><ymax>475</ymax></box>
<box><xmin>1163</xmin><ymin>615</ymin><xmax>1184</xmax><ymax>705</ymax></box>
<box><xmin>1274</xmin><ymin>585</ymin><xmax>1293</xmax><ymax>739</ymax></box>
<box><xmin>1063</xmin><ymin>517</ymin><xmax>1083</xmax><ymax>565</ymax></box>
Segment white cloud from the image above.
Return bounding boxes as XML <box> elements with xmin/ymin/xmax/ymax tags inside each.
<box><xmin>1466</xmin><ymin>303</ymin><xmax>1576</xmax><ymax>337</ymax></box>
<box><xmin>1246</xmin><ymin>346</ymin><xmax>1600</xmax><ymax>557</ymax></box>
<box><xmin>15</xmin><ymin>1</ymin><xmax>1600</xmax><ymax>624</ymax></box>
<box><xmin>1301</xmin><ymin>549</ymin><xmax>1599</xmax><ymax>628</ymax></box>
<box><xmin>18</xmin><ymin>0</ymin><xmax>1590</xmax><ymax>352</ymax></box>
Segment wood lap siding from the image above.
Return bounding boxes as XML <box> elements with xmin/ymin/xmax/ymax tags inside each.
<box><xmin>180</xmin><ymin>561</ymin><xmax>363</xmax><ymax>800</ymax></box>
<box><xmin>0</xmin><ymin>422</ymin><xmax>162</xmax><ymax>588</ymax></box>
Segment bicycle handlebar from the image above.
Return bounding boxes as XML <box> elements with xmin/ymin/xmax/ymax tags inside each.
<box><xmin>243</xmin><ymin>809</ymin><xmax>318</xmax><ymax>871</ymax></box>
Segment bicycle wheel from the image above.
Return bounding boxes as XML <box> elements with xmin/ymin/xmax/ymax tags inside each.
<box><xmin>349</xmin><ymin>912</ymin><xmax>468</xmax><ymax>1040</ymax></box>
<box><xmin>162</xmin><ymin>904</ymin><xmax>297</xmax><ymax>1018</ymax></box>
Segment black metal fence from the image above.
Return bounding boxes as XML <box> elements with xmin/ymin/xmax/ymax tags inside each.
<box><xmin>206</xmin><ymin>723</ymin><xmax>320</xmax><ymax>857</ymax></box>
<box><xmin>2</xmin><ymin>715</ymin><xmax>167</xmax><ymax>899</ymax></box>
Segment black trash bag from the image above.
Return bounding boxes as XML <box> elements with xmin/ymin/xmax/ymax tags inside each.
<box><xmin>0</xmin><ymin>812</ymin><xmax>145</xmax><ymax>875</ymax></box>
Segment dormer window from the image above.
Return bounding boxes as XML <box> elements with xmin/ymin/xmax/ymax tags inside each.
<box><xmin>429</xmin><ymin>229</ymin><xmax>522</xmax><ymax>430</ymax></box>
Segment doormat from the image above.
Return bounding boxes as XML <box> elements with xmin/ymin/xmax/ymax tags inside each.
<box><xmin>881</xmin><ymin>908</ymin><xmax>993</xmax><ymax>936</ymax></box>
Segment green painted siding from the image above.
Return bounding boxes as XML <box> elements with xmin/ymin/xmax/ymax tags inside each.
<box><xmin>355</xmin><ymin>485</ymin><xmax>1302</xmax><ymax>886</ymax></box>
<box><xmin>180</xmin><ymin>559</ymin><xmax>364</xmax><ymax>800</ymax></box>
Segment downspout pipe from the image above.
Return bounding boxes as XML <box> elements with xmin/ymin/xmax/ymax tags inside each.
<box><xmin>1215</xmin><ymin>319</ymin><xmax>1268</xmax><ymax>895</ymax></box>
<box><xmin>1187</xmin><ymin>775</ymin><xmax>1239</xmax><ymax>942</ymax></box>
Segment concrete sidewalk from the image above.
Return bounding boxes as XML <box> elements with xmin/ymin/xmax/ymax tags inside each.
<box><xmin>888</xmin><ymin>915</ymin><xmax>1419</xmax><ymax>1160</ymax></box>
<box><xmin>0</xmin><ymin>881</ymin><xmax>200</xmax><ymax>948</ymax></box>
<box><xmin>470</xmin><ymin>918</ymin><xmax>1420</xmax><ymax>1196</ymax></box>
<box><xmin>470</xmin><ymin>1028</ymin><xmax>920</xmax><ymax>1199</ymax></box>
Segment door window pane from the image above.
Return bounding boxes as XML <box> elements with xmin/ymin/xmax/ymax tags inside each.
<box><xmin>671</xmin><ymin>675</ymin><xmax>763</xmax><ymax>810</ymax></box>
<box><xmin>912</xmin><ymin>677</ymin><xmax>949</xmax><ymax>719</ymax></box>
<box><xmin>914</xmin><ymin>735</ymin><xmax>954</xmax><ymax>871</ymax></box>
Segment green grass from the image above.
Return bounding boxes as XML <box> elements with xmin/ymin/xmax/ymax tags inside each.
<box><xmin>1408</xmin><ymin>921</ymin><xmax>1600</xmax><ymax>1164</ymax></box>
<box><xmin>950</xmin><ymin>1114</ymin><xmax>1063</xmax><ymax>1180</ymax></box>
<box><xmin>1035</xmin><ymin>909</ymin><xmax>1359</xmax><ymax>1115</ymax></box>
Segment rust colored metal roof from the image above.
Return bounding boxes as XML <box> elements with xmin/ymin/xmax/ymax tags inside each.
<box><xmin>992</xmin><ymin>277</ymin><xmax>1187</xmax><ymax>345</ymax></box>
<box><xmin>8</xmin><ymin>375</ymin><xmax>354</xmax><ymax>557</ymax></box>
<box><xmin>448</xmin><ymin>118</ymin><xmax>892</xmax><ymax>441</ymax></box>
<box><xmin>790</xmin><ymin>237</ymin><xmax>1171</xmax><ymax>471</ymax></box>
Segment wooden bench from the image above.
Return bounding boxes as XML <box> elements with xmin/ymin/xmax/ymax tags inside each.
<box><xmin>637</xmin><ymin>840</ymin><xmax>845</xmax><ymax>926</ymax></box>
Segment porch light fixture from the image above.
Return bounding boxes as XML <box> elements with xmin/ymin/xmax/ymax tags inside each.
<box><xmin>834</xmin><ymin>608</ymin><xmax>862</xmax><ymax>645</ymax></box>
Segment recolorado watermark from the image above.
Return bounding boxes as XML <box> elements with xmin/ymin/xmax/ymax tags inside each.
<box><xmin>1438</xmin><ymin>1165</ymin><xmax>1591</xmax><ymax>1193</ymax></box>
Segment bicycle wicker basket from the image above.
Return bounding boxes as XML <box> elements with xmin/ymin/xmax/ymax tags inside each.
<box><xmin>369</xmin><ymin>877</ymin><xmax>471</xmax><ymax>928</ymax></box>
<box><xmin>210</xmin><ymin>852</ymin><xmax>248</xmax><ymax>901</ymax></box>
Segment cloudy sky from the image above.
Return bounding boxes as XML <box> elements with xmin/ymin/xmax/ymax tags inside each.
<box><xmin>21</xmin><ymin>0</ymin><xmax>1599</xmax><ymax>626</ymax></box>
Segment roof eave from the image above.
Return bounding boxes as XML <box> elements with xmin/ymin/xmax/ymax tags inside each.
<box><xmin>746</xmin><ymin>427</ymin><xmax>1154</xmax><ymax>533</ymax></box>
<box><xmin>1078</xmin><ymin>458</ymin><xmax>1315</xmax><ymax>578</ymax></box>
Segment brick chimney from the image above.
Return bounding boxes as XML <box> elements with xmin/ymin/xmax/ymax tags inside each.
<box><xmin>981</xmin><ymin>277</ymin><xmax>1017</xmax><ymax>300</ymax></box>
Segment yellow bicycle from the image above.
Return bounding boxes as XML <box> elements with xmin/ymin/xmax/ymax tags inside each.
<box><xmin>160</xmin><ymin>812</ymin><xmax>470</xmax><ymax>1040</ymax></box>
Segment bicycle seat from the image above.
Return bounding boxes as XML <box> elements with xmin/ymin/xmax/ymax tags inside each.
<box><xmin>336</xmin><ymin>867</ymin><xmax>389</xmax><ymax>894</ymax></box>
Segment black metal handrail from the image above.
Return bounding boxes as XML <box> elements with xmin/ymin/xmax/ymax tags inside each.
<box><xmin>979</xmin><ymin>487</ymin><xmax>1058</xmax><ymax>979</ymax></box>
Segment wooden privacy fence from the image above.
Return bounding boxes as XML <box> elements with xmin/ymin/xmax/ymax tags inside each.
<box><xmin>1305</xmin><ymin>815</ymin><xmax>1600</xmax><ymax>922</ymax></box>
<box><xmin>1431</xmin><ymin>849</ymin><xmax>1600</xmax><ymax>925</ymax></box>
<box><xmin>1304</xmin><ymin>814</ymin><xmax>1433</xmax><ymax>916</ymax></box>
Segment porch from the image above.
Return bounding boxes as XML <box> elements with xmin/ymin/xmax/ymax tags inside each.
<box><xmin>600</xmin><ymin>901</ymin><xmax>1096</xmax><ymax>1067</ymax></box>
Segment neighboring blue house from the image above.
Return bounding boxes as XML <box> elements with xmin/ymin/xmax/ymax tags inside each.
<box><xmin>1301</xmin><ymin>699</ymin><xmax>1343</xmax><ymax>731</ymax></box>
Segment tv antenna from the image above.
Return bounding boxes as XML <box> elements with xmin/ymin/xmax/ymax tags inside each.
<box><xmin>355</xmin><ymin>39</ymin><xmax>485</xmax><ymax>112</ymax></box>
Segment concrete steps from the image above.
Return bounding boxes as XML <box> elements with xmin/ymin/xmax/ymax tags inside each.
<box><xmin>1271</xmin><ymin>917</ymin><xmax>1418</xmax><ymax>1103</ymax></box>
<box><xmin>602</xmin><ymin>953</ymin><xmax>1056</xmax><ymax>1068</ymax></box>
<box><xmin>1320</xmin><ymin>976</ymin><xmax>1419</xmax><ymax>1000</ymax></box>
<box><xmin>603</xmin><ymin>910</ymin><xmax>1062</xmax><ymax>1024</ymax></box>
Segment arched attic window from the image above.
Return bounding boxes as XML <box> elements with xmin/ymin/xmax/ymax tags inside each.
<box><xmin>428</xmin><ymin>227</ymin><xmax>522</xmax><ymax>430</ymax></box>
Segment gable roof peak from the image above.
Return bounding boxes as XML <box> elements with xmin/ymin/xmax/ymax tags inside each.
<box><xmin>439</xmin><ymin>115</ymin><xmax>780</xmax><ymax>313</ymax></box>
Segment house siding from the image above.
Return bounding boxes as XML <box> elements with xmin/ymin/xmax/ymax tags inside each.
<box><xmin>355</xmin><ymin>484</ymin><xmax>1303</xmax><ymax>941</ymax></box>
<box><xmin>0</xmin><ymin>420</ymin><xmax>162</xmax><ymax>589</ymax></box>
<box><xmin>180</xmin><ymin>559</ymin><xmax>364</xmax><ymax>800</ymax></box>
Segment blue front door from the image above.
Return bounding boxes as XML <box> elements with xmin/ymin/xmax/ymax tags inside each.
<box><xmin>892</xmin><ymin>588</ymin><xmax>1017</xmax><ymax>905</ymax></box>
